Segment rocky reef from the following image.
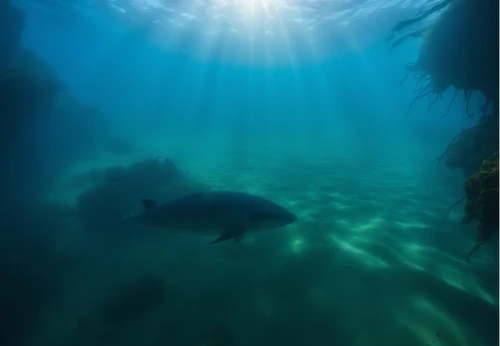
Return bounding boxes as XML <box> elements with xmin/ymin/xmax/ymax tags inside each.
<box><xmin>388</xmin><ymin>0</ymin><xmax>499</xmax><ymax>261</ymax></box>
<box><xmin>0</xmin><ymin>0</ymin><xmax>113</xmax><ymax>204</ymax></box>
<box><xmin>0</xmin><ymin>154</ymin><xmax>211</xmax><ymax>346</ymax></box>
<box><xmin>389</xmin><ymin>0</ymin><xmax>499</xmax><ymax>111</ymax></box>
<box><xmin>0</xmin><ymin>62</ymin><xmax>111</xmax><ymax>204</ymax></box>
<box><xmin>0</xmin><ymin>201</ymin><xmax>77</xmax><ymax>346</ymax></box>
<box><xmin>76</xmin><ymin>158</ymin><xmax>210</xmax><ymax>239</ymax></box>
<box><xmin>0</xmin><ymin>3</ymin><xmax>136</xmax><ymax>344</ymax></box>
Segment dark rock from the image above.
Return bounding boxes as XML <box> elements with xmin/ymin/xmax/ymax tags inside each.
<box><xmin>0</xmin><ymin>201</ymin><xmax>76</xmax><ymax>346</ymax></box>
<box><xmin>0</xmin><ymin>0</ymin><xmax>25</xmax><ymax>67</ymax></box>
<box><xmin>101</xmin><ymin>274</ymin><xmax>166</xmax><ymax>325</ymax></box>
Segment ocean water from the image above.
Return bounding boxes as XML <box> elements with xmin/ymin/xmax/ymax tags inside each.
<box><xmin>1</xmin><ymin>1</ymin><xmax>498</xmax><ymax>346</ymax></box>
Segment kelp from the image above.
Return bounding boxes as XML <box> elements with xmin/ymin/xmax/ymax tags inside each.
<box><xmin>389</xmin><ymin>0</ymin><xmax>499</xmax><ymax>114</ymax></box>
<box><xmin>461</xmin><ymin>152</ymin><xmax>499</xmax><ymax>262</ymax></box>
<box><xmin>439</xmin><ymin>114</ymin><xmax>498</xmax><ymax>177</ymax></box>
<box><xmin>386</xmin><ymin>0</ymin><xmax>454</xmax><ymax>42</ymax></box>
<box><xmin>388</xmin><ymin>0</ymin><xmax>499</xmax><ymax>262</ymax></box>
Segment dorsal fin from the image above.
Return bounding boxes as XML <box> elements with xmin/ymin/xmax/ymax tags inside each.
<box><xmin>142</xmin><ymin>199</ymin><xmax>158</xmax><ymax>210</ymax></box>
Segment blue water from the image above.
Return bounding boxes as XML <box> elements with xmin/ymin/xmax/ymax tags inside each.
<box><xmin>1</xmin><ymin>1</ymin><xmax>498</xmax><ymax>346</ymax></box>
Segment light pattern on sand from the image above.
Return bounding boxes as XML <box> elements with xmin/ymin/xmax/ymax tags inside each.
<box><xmin>46</xmin><ymin>150</ymin><xmax>498</xmax><ymax>346</ymax></box>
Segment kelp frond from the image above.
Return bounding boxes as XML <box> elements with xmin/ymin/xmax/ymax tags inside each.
<box><xmin>386</xmin><ymin>0</ymin><xmax>454</xmax><ymax>42</ymax></box>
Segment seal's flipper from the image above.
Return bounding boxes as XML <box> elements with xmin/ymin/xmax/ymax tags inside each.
<box><xmin>210</xmin><ymin>227</ymin><xmax>246</xmax><ymax>244</ymax></box>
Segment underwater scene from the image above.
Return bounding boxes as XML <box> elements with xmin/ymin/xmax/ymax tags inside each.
<box><xmin>0</xmin><ymin>0</ymin><xmax>498</xmax><ymax>345</ymax></box>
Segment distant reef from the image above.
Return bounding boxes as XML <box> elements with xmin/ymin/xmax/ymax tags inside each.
<box><xmin>0</xmin><ymin>0</ymin><xmax>24</xmax><ymax>66</ymax></box>
<box><xmin>0</xmin><ymin>68</ymin><xmax>59</xmax><ymax>145</ymax></box>
<box><xmin>0</xmin><ymin>1</ymin><xmax>112</xmax><ymax>205</ymax></box>
<box><xmin>387</xmin><ymin>0</ymin><xmax>499</xmax><ymax>261</ymax></box>
<box><xmin>0</xmin><ymin>3</ymin><xmax>214</xmax><ymax>346</ymax></box>
<box><xmin>0</xmin><ymin>59</ymin><xmax>111</xmax><ymax>204</ymax></box>
<box><xmin>76</xmin><ymin>157</ymin><xmax>211</xmax><ymax>241</ymax></box>
<box><xmin>0</xmin><ymin>156</ymin><xmax>210</xmax><ymax>346</ymax></box>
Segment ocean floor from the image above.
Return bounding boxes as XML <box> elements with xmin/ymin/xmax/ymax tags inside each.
<box><xmin>37</xmin><ymin>136</ymin><xmax>499</xmax><ymax>346</ymax></box>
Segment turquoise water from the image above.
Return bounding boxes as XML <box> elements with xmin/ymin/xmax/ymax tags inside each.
<box><xmin>1</xmin><ymin>1</ymin><xmax>498</xmax><ymax>346</ymax></box>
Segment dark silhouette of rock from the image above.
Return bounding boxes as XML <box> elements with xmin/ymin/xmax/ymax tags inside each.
<box><xmin>0</xmin><ymin>0</ymin><xmax>24</xmax><ymax>67</ymax></box>
<box><xmin>0</xmin><ymin>201</ymin><xmax>76</xmax><ymax>346</ymax></box>
<box><xmin>101</xmin><ymin>274</ymin><xmax>166</xmax><ymax>325</ymax></box>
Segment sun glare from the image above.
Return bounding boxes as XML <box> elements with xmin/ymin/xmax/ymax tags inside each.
<box><xmin>211</xmin><ymin>0</ymin><xmax>287</xmax><ymax>29</ymax></box>
<box><xmin>216</xmin><ymin>0</ymin><xmax>285</xmax><ymax>13</ymax></box>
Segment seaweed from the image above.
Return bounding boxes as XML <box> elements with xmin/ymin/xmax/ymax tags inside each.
<box><xmin>439</xmin><ymin>115</ymin><xmax>498</xmax><ymax>178</ymax></box>
<box><xmin>462</xmin><ymin>152</ymin><xmax>499</xmax><ymax>262</ymax></box>
<box><xmin>386</xmin><ymin>0</ymin><xmax>454</xmax><ymax>42</ymax></box>
<box><xmin>390</xmin><ymin>0</ymin><xmax>499</xmax><ymax>114</ymax></box>
<box><xmin>442</xmin><ymin>195</ymin><xmax>465</xmax><ymax>220</ymax></box>
<box><xmin>388</xmin><ymin>0</ymin><xmax>499</xmax><ymax>262</ymax></box>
